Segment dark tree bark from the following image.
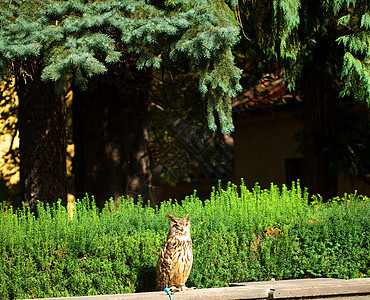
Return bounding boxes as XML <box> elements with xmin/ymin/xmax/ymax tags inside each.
<box><xmin>303</xmin><ymin>68</ymin><xmax>338</xmax><ymax>201</ymax></box>
<box><xmin>298</xmin><ymin>4</ymin><xmax>345</xmax><ymax>201</ymax></box>
<box><xmin>16</xmin><ymin>60</ymin><xmax>67</xmax><ymax>211</ymax></box>
<box><xmin>72</xmin><ymin>68</ymin><xmax>152</xmax><ymax>209</ymax></box>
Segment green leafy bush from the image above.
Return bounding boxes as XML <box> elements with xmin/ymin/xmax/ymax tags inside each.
<box><xmin>0</xmin><ymin>182</ymin><xmax>369</xmax><ymax>299</ymax></box>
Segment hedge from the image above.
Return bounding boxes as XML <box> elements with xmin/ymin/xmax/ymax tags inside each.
<box><xmin>0</xmin><ymin>182</ymin><xmax>369</xmax><ymax>299</ymax></box>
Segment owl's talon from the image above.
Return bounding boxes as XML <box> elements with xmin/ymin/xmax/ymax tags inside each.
<box><xmin>181</xmin><ymin>286</ymin><xmax>197</xmax><ymax>291</ymax></box>
<box><xmin>169</xmin><ymin>286</ymin><xmax>180</xmax><ymax>294</ymax></box>
<box><xmin>176</xmin><ymin>284</ymin><xmax>197</xmax><ymax>292</ymax></box>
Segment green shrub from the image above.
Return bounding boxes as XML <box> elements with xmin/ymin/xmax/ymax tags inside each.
<box><xmin>0</xmin><ymin>182</ymin><xmax>368</xmax><ymax>299</ymax></box>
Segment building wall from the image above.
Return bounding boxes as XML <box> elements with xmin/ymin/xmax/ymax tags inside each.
<box><xmin>338</xmin><ymin>173</ymin><xmax>370</xmax><ymax>197</ymax></box>
<box><xmin>155</xmin><ymin>106</ymin><xmax>370</xmax><ymax>202</ymax></box>
<box><xmin>233</xmin><ymin>108</ymin><xmax>370</xmax><ymax>197</ymax></box>
<box><xmin>233</xmin><ymin>109</ymin><xmax>304</xmax><ymax>189</ymax></box>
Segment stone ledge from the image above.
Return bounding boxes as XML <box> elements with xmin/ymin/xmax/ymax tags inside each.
<box><xmin>230</xmin><ymin>278</ymin><xmax>370</xmax><ymax>299</ymax></box>
<box><xmin>30</xmin><ymin>278</ymin><xmax>370</xmax><ymax>300</ymax></box>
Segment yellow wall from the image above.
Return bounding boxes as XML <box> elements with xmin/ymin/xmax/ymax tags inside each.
<box><xmin>338</xmin><ymin>173</ymin><xmax>370</xmax><ymax>197</ymax></box>
<box><xmin>233</xmin><ymin>109</ymin><xmax>303</xmax><ymax>189</ymax></box>
<box><xmin>0</xmin><ymin>78</ymin><xmax>19</xmax><ymax>185</ymax></box>
<box><xmin>233</xmin><ymin>108</ymin><xmax>370</xmax><ymax>196</ymax></box>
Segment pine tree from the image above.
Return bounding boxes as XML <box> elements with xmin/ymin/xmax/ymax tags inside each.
<box><xmin>72</xmin><ymin>66</ymin><xmax>152</xmax><ymax>209</ymax></box>
<box><xmin>0</xmin><ymin>1</ymin><xmax>68</xmax><ymax>209</ymax></box>
<box><xmin>0</xmin><ymin>0</ymin><xmax>242</xmax><ymax>208</ymax></box>
<box><xmin>237</xmin><ymin>0</ymin><xmax>370</xmax><ymax>199</ymax></box>
<box><xmin>1</xmin><ymin>0</ymin><xmax>368</xmax><ymax>134</ymax></box>
<box><xmin>0</xmin><ymin>0</ymin><xmax>242</xmax><ymax>134</ymax></box>
<box><xmin>16</xmin><ymin>58</ymin><xmax>67</xmax><ymax>209</ymax></box>
<box><xmin>1</xmin><ymin>0</ymin><xmax>368</xmax><ymax>204</ymax></box>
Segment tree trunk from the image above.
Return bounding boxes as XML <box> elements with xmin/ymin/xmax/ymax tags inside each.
<box><xmin>72</xmin><ymin>68</ymin><xmax>151</xmax><ymax>209</ymax></box>
<box><xmin>16</xmin><ymin>60</ymin><xmax>67</xmax><ymax>211</ymax></box>
<box><xmin>303</xmin><ymin>70</ymin><xmax>338</xmax><ymax>201</ymax></box>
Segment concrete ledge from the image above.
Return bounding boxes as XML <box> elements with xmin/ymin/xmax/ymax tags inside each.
<box><xmin>31</xmin><ymin>278</ymin><xmax>370</xmax><ymax>300</ymax></box>
<box><xmin>230</xmin><ymin>278</ymin><xmax>370</xmax><ymax>299</ymax></box>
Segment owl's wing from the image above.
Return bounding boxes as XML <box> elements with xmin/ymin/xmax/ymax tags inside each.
<box><xmin>182</xmin><ymin>240</ymin><xmax>193</xmax><ymax>284</ymax></box>
<box><xmin>156</xmin><ymin>239</ymin><xmax>177</xmax><ymax>290</ymax></box>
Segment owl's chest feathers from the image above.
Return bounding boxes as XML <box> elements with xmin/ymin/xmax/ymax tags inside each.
<box><xmin>175</xmin><ymin>234</ymin><xmax>191</xmax><ymax>242</ymax></box>
<box><xmin>168</xmin><ymin>236</ymin><xmax>192</xmax><ymax>250</ymax></box>
<box><xmin>164</xmin><ymin>236</ymin><xmax>192</xmax><ymax>262</ymax></box>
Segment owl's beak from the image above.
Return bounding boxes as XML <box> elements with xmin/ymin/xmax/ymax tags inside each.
<box><xmin>180</xmin><ymin>226</ymin><xmax>184</xmax><ymax>232</ymax></box>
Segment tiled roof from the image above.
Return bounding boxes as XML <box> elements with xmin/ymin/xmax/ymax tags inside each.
<box><xmin>232</xmin><ymin>74</ymin><xmax>302</xmax><ymax>118</ymax></box>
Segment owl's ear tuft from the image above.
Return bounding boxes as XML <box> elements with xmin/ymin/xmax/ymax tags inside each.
<box><xmin>166</xmin><ymin>214</ymin><xmax>177</xmax><ymax>222</ymax></box>
<box><xmin>185</xmin><ymin>213</ymin><xmax>191</xmax><ymax>221</ymax></box>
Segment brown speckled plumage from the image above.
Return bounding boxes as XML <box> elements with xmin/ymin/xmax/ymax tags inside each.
<box><xmin>156</xmin><ymin>213</ymin><xmax>193</xmax><ymax>291</ymax></box>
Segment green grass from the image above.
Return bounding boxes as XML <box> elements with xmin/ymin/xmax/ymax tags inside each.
<box><xmin>0</xmin><ymin>181</ymin><xmax>369</xmax><ymax>299</ymax></box>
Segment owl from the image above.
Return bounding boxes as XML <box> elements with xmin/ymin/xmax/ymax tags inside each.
<box><xmin>156</xmin><ymin>213</ymin><xmax>193</xmax><ymax>293</ymax></box>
